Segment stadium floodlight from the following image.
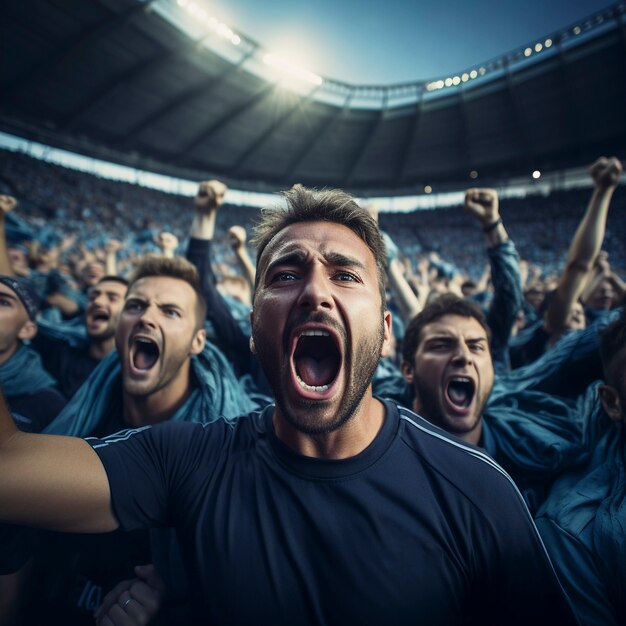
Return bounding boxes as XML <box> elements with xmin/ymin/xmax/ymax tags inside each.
<box><xmin>452</xmin><ymin>76</ymin><xmax>461</xmax><ymax>85</ymax></box>
<box><xmin>469</xmin><ymin>70</ymin><xmax>478</xmax><ymax>79</ymax></box>
<box><xmin>461</xmin><ymin>73</ymin><xmax>469</xmax><ymax>82</ymax></box>
<box><xmin>444</xmin><ymin>77</ymin><xmax>453</xmax><ymax>87</ymax></box>
<box><xmin>524</xmin><ymin>47</ymin><xmax>532</xmax><ymax>57</ymax></box>
<box><xmin>532</xmin><ymin>170</ymin><xmax>541</xmax><ymax>179</ymax></box>
<box><xmin>424</xmin><ymin>185</ymin><xmax>432</xmax><ymax>194</ymax></box>
<box><xmin>535</xmin><ymin>43</ymin><xmax>543</xmax><ymax>52</ymax></box>
<box><xmin>470</xmin><ymin>170</ymin><xmax>478</xmax><ymax>179</ymax></box>
<box><xmin>545</xmin><ymin>38</ymin><xmax>553</xmax><ymax>48</ymax></box>
<box><xmin>573</xmin><ymin>26</ymin><xmax>582</xmax><ymax>35</ymax></box>
<box><xmin>263</xmin><ymin>53</ymin><xmax>323</xmax><ymax>86</ymax></box>
<box><xmin>478</xmin><ymin>67</ymin><xmax>486</xmax><ymax>75</ymax></box>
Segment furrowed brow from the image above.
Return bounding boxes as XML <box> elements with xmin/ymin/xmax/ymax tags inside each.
<box><xmin>265</xmin><ymin>250</ymin><xmax>308</xmax><ymax>275</ymax></box>
<box><xmin>323</xmin><ymin>251</ymin><xmax>366</xmax><ymax>271</ymax></box>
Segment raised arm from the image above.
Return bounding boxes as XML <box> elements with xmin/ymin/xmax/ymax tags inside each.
<box><xmin>365</xmin><ymin>202</ymin><xmax>422</xmax><ymax>322</ymax></box>
<box><xmin>228</xmin><ymin>225</ymin><xmax>256</xmax><ymax>291</ymax></box>
<box><xmin>0</xmin><ymin>387</ymin><xmax>116</xmax><ymax>533</ymax></box>
<box><xmin>105</xmin><ymin>238</ymin><xmax>123</xmax><ymax>276</ymax></box>
<box><xmin>545</xmin><ymin>157</ymin><xmax>622</xmax><ymax>336</ymax></box>
<box><xmin>155</xmin><ymin>232</ymin><xmax>179</xmax><ymax>259</ymax></box>
<box><xmin>464</xmin><ymin>188</ymin><xmax>523</xmax><ymax>367</ymax></box>
<box><xmin>0</xmin><ymin>195</ymin><xmax>18</xmax><ymax>275</ymax></box>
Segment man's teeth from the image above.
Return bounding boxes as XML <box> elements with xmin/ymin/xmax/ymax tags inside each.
<box><xmin>299</xmin><ymin>330</ymin><xmax>330</xmax><ymax>337</ymax></box>
<box><xmin>296</xmin><ymin>374</ymin><xmax>329</xmax><ymax>392</ymax></box>
<box><xmin>451</xmin><ymin>377</ymin><xmax>471</xmax><ymax>383</ymax></box>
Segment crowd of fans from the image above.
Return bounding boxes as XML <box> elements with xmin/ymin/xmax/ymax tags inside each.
<box><xmin>0</xmin><ymin>145</ymin><xmax>625</xmax><ymax>625</ymax></box>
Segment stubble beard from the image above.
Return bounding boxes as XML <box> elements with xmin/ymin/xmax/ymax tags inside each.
<box><xmin>255</xmin><ymin>318</ymin><xmax>385</xmax><ymax>436</ymax></box>
<box><xmin>413</xmin><ymin>379</ymin><xmax>490</xmax><ymax>437</ymax></box>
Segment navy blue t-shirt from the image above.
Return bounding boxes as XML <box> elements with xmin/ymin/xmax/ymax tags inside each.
<box><xmin>90</xmin><ymin>400</ymin><xmax>576</xmax><ymax>626</ymax></box>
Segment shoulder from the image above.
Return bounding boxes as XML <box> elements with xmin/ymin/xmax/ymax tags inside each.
<box><xmin>90</xmin><ymin>410</ymin><xmax>266</xmax><ymax>457</ymax></box>
<box><xmin>395</xmin><ymin>405</ymin><xmax>530</xmax><ymax>516</ymax></box>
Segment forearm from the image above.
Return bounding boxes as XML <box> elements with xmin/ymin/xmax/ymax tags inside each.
<box><xmin>566</xmin><ymin>187</ymin><xmax>613</xmax><ymax>270</ymax></box>
<box><xmin>0</xmin><ymin>389</ymin><xmax>116</xmax><ymax>532</ymax></box>
<box><xmin>234</xmin><ymin>247</ymin><xmax>256</xmax><ymax>291</ymax></box>
<box><xmin>386</xmin><ymin>258</ymin><xmax>422</xmax><ymax>322</ymax></box>
<box><xmin>105</xmin><ymin>252</ymin><xmax>117</xmax><ymax>276</ymax></box>
<box><xmin>0</xmin><ymin>219</ymin><xmax>12</xmax><ymax>275</ymax></box>
<box><xmin>190</xmin><ymin>212</ymin><xmax>217</xmax><ymax>240</ymax></box>
<box><xmin>486</xmin><ymin>240</ymin><xmax>523</xmax><ymax>352</ymax></box>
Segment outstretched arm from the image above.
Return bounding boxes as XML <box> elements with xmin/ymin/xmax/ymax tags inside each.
<box><xmin>0</xmin><ymin>387</ymin><xmax>116</xmax><ymax>533</ymax></box>
<box><xmin>545</xmin><ymin>157</ymin><xmax>622</xmax><ymax>335</ymax></box>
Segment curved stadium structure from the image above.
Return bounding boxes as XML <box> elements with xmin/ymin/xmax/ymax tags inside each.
<box><xmin>1</xmin><ymin>0</ymin><xmax>625</xmax><ymax>195</ymax></box>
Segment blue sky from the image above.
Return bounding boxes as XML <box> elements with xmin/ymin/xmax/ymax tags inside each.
<box><xmin>216</xmin><ymin>0</ymin><xmax>613</xmax><ymax>84</ymax></box>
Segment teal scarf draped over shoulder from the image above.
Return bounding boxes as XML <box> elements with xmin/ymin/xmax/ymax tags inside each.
<box><xmin>44</xmin><ymin>341</ymin><xmax>258</xmax><ymax>437</ymax></box>
<box><xmin>0</xmin><ymin>345</ymin><xmax>57</xmax><ymax>397</ymax></box>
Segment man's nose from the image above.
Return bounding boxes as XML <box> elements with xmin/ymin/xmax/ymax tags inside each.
<box><xmin>297</xmin><ymin>268</ymin><xmax>333</xmax><ymax>311</ymax></box>
<box><xmin>451</xmin><ymin>342</ymin><xmax>472</xmax><ymax>366</ymax></box>
<box><xmin>137</xmin><ymin>303</ymin><xmax>158</xmax><ymax>327</ymax></box>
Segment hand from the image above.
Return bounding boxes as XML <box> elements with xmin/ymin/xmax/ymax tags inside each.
<box><xmin>363</xmin><ymin>202</ymin><xmax>379</xmax><ymax>224</ymax></box>
<box><xmin>194</xmin><ymin>180</ymin><xmax>227</xmax><ymax>215</ymax></box>
<box><xmin>589</xmin><ymin>157</ymin><xmax>622</xmax><ymax>190</ymax></box>
<box><xmin>464</xmin><ymin>188</ymin><xmax>499</xmax><ymax>226</ymax></box>
<box><xmin>228</xmin><ymin>225</ymin><xmax>247</xmax><ymax>251</ymax></box>
<box><xmin>105</xmin><ymin>239</ymin><xmax>123</xmax><ymax>255</ymax></box>
<box><xmin>0</xmin><ymin>195</ymin><xmax>17</xmax><ymax>215</ymax></box>
<box><xmin>155</xmin><ymin>232</ymin><xmax>179</xmax><ymax>254</ymax></box>
<box><xmin>95</xmin><ymin>564</ymin><xmax>165</xmax><ymax>626</ymax></box>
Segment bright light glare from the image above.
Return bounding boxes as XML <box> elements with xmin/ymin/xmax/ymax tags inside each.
<box><xmin>424</xmin><ymin>185</ymin><xmax>432</xmax><ymax>194</ymax></box>
<box><xmin>545</xmin><ymin>38</ymin><xmax>553</xmax><ymax>47</ymax></box>
<box><xmin>532</xmin><ymin>170</ymin><xmax>541</xmax><ymax>179</ymax></box>
<box><xmin>469</xmin><ymin>70</ymin><xmax>478</xmax><ymax>79</ymax></box>
<box><xmin>524</xmin><ymin>47</ymin><xmax>532</xmax><ymax>57</ymax></box>
<box><xmin>535</xmin><ymin>43</ymin><xmax>542</xmax><ymax>52</ymax></box>
<box><xmin>263</xmin><ymin>53</ymin><xmax>323</xmax><ymax>86</ymax></box>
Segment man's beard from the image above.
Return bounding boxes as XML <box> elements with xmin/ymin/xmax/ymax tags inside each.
<box><xmin>254</xmin><ymin>316</ymin><xmax>385</xmax><ymax>436</ymax></box>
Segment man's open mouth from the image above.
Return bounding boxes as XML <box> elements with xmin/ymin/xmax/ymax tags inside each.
<box><xmin>131</xmin><ymin>337</ymin><xmax>160</xmax><ymax>371</ymax></box>
<box><xmin>91</xmin><ymin>311</ymin><xmax>110</xmax><ymax>322</ymax></box>
<box><xmin>293</xmin><ymin>329</ymin><xmax>341</xmax><ymax>392</ymax></box>
<box><xmin>446</xmin><ymin>377</ymin><xmax>475</xmax><ymax>410</ymax></box>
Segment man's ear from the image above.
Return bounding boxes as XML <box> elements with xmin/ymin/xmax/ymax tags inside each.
<box><xmin>380</xmin><ymin>310</ymin><xmax>393</xmax><ymax>358</ymax></box>
<box><xmin>400</xmin><ymin>360</ymin><xmax>414</xmax><ymax>384</ymax></box>
<box><xmin>17</xmin><ymin>320</ymin><xmax>37</xmax><ymax>342</ymax></box>
<box><xmin>249</xmin><ymin>309</ymin><xmax>256</xmax><ymax>354</ymax></box>
<box><xmin>190</xmin><ymin>328</ymin><xmax>206</xmax><ymax>356</ymax></box>
<box><xmin>599</xmin><ymin>384</ymin><xmax>623</xmax><ymax>422</ymax></box>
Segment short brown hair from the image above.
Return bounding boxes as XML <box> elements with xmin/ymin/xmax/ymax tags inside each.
<box><xmin>402</xmin><ymin>294</ymin><xmax>491</xmax><ymax>366</ymax></box>
<box><xmin>128</xmin><ymin>255</ymin><xmax>207</xmax><ymax>329</ymax></box>
<box><xmin>251</xmin><ymin>185</ymin><xmax>387</xmax><ymax>305</ymax></box>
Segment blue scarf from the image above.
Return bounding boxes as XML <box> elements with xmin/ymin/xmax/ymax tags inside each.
<box><xmin>44</xmin><ymin>341</ymin><xmax>258</xmax><ymax>437</ymax></box>
<box><xmin>0</xmin><ymin>344</ymin><xmax>57</xmax><ymax>397</ymax></box>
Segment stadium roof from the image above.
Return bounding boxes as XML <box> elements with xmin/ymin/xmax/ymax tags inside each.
<box><xmin>1</xmin><ymin>0</ymin><xmax>625</xmax><ymax>195</ymax></box>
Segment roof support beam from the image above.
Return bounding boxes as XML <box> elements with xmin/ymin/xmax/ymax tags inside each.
<box><xmin>121</xmin><ymin>50</ymin><xmax>255</xmax><ymax>146</ymax></box>
<box><xmin>61</xmin><ymin>31</ymin><xmax>214</xmax><ymax>131</ymax></box>
<box><xmin>178</xmin><ymin>81</ymin><xmax>280</xmax><ymax>158</ymax></box>
<box><xmin>4</xmin><ymin>0</ymin><xmax>156</xmax><ymax>97</ymax></box>
<box><xmin>231</xmin><ymin>86</ymin><xmax>321</xmax><ymax>175</ymax></box>
<box><xmin>396</xmin><ymin>88</ymin><xmax>424</xmax><ymax>184</ymax></box>
<box><xmin>343</xmin><ymin>94</ymin><xmax>388</xmax><ymax>187</ymax></box>
<box><xmin>282</xmin><ymin>94</ymin><xmax>353</xmax><ymax>182</ymax></box>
